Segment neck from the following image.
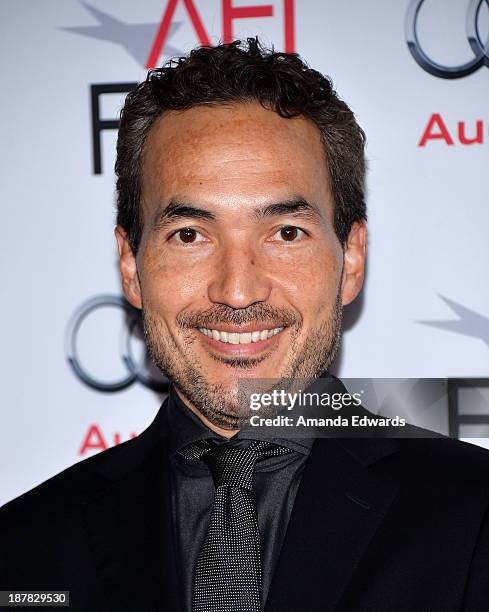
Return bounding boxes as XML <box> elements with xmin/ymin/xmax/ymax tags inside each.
<box><xmin>174</xmin><ymin>387</ymin><xmax>239</xmax><ymax>439</ymax></box>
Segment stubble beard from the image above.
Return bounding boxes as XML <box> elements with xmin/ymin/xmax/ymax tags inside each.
<box><xmin>142</xmin><ymin>292</ymin><xmax>343</xmax><ymax>430</ymax></box>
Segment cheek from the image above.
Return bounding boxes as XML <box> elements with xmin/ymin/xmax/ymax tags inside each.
<box><xmin>138</xmin><ymin>244</ymin><xmax>210</xmax><ymax>314</ymax></box>
<box><xmin>268</xmin><ymin>241</ymin><xmax>343</xmax><ymax>309</ymax></box>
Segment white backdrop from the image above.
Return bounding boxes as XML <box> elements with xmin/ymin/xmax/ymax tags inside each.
<box><xmin>1</xmin><ymin>0</ymin><xmax>488</xmax><ymax>505</ymax></box>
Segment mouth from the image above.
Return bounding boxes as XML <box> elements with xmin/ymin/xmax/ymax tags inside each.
<box><xmin>195</xmin><ymin>324</ymin><xmax>286</xmax><ymax>357</ymax></box>
<box><xmin>197</xmin><ymin>326</ymin><xmax>284</xmax><ymax>344</ymax></box>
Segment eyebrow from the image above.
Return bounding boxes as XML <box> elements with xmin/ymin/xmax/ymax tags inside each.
<box><xmin>153</xmin><ymin>201</ymin><xmax>216</xmax><ymax>231</ymax></box>
<box><xmin>152</xmin><ymin>197</ymin><xmax>323</xmax><ymax>231</ymax></box>
<box><xmin>252</xmin><ymin>198</ymin><xmax>322</xmax><ymax>223</ymax></box>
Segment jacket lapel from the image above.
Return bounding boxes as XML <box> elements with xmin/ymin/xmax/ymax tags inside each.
<box><xmin>265</xmin><ymin>437</ymin><xmax>400</xmax><ymax>612</ymax></box>
<box><xmin>81</xmin><ymin>406</ymin><xmax>181</xmax><ymax>612</ymax></box>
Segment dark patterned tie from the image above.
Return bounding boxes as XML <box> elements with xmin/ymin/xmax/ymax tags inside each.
<box><xmin>179</xmin><ymin>439</ymin><xmax>292</xmax><ymax>612</ymax></box>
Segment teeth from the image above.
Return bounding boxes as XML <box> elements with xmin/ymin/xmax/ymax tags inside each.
<box><xmin>198</xmin><ymin>326</ymin><xmax>283</xmax><ymax>344</ymax></box>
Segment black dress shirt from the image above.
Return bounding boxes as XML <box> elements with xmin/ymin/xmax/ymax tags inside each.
<box><xmin>165</xmin><ymin>385</ymin><xmax>315</xmax><ymax>612</ymax></box>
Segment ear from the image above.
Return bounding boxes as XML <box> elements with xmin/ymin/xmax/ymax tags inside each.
<box><xmin>115</xmin><ymin>226</ymin><xmax>142</xmax><ymax>309</ymax></box>
<box><xmin>340</xmin><ymin>221</ymin><xmax>367</xmax><ymax>306</ymax></box>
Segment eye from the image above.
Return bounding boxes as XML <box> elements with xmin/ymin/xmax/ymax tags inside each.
<box><xmin>272</xmin><ymin>226</ymin><xmax>306</xmax><ymax>242</ymax></box>
<box><xmin>171</xmin><ymin>228</ymin><xmax>207</xmax><ymax>244</ymax></box>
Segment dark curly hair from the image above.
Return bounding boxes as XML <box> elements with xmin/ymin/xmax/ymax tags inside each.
<box><xmin>116</xmin><ymin>37</ymin><xmax>366</xmax><ymax>253</ymax></box>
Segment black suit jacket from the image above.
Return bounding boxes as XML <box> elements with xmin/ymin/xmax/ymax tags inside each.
<box><xmin>2</xmin><ymin>399</ymin><xmax>489</xmax><ymax>612</ymax></box>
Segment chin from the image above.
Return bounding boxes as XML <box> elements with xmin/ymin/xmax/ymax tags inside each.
<box><xmin>206</xmin><ymin>353</ymin><xmax>286</xmax><ymax>379</ymax></box>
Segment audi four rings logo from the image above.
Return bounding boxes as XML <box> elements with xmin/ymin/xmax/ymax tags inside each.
<box><xmin>406</xmin><ymin>0</ymin><xmax>489</xmax><ymax>78</ymax></box>
<box><xmin>66</xmin><ymin>295</ymin><xmax>169</xmax><ymax>392</ymax></box>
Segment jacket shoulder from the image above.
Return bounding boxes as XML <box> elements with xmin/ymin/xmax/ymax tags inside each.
<box><xmin>0</xmin><ymin>441</ymin><xmax>126</xmax><ymax>521</ymax></box>
<box><xmin>395</xmin><ymin>436</ymin><xmax>489</xmax><ymax>490</ymax></box>
<box><xmin>1</xmin><ymin>403</ymin><xmax>168</xmax><ymax>521</ymax></box>
<box><xmin>398</xmin><ymin>435</ymin><xmax>489</xmax><ymax>464</ymax></box>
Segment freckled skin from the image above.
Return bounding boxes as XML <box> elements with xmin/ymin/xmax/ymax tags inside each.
<box><xmin>116</xmin><ymin>102</ymin><xmax>366</xmax><ymax>435</ymax></box>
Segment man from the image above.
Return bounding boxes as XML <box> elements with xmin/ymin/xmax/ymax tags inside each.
<box><xmin>2</xmin><ymin>38</ymin><xmax>489</xmax><ymax>612</ymax></box>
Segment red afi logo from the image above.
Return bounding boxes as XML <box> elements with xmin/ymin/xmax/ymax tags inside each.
<box><xmin>146</xmin><ymin>0</ymin><xmax>296</xmax><ymax>68</ymax></box>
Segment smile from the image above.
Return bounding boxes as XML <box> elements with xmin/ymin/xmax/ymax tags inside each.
<box><xmin>197</xmin><ymin>326</ymin><xmax>284</xmax><ymax>344</ymax></box>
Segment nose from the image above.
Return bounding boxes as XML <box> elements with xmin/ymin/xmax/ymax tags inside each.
<box><xmin>207</xmin><ymin>242</ymin><xmax>272</xmax><ymax>309</ymax></box>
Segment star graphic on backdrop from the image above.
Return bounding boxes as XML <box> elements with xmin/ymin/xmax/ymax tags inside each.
<box><xmin>418</xmin><ymin>295</ymin><xmax>489</xmax><ymax>348</ymax></box>
<box><xmin>60</xmin><ymin>2</ymin><xmax>183</xmax><ymax>67</ymax></box>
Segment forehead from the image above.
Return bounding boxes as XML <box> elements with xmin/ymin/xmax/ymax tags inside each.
<box><xmin>141</xmin><ymin>102</ymin><xmax>331</xmax><ymax>210</ymax></box>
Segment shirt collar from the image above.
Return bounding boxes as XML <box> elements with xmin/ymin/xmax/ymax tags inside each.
<box><xmin>166</xmin><ymin>383</ymin><xmax>315</xmax><ymax>457</ymax></box>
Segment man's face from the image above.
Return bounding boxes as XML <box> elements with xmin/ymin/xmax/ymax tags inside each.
<box><xmin>117</xmin><ymin>102</ymin><xmax>366</xmax><ymax>430</ymax></box>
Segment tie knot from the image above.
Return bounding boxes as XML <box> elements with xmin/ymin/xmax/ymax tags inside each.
<box><xmin>179</xmin><ymin>439</ymin><xmax>293</xmax><ymax>490</ymax></box>
<box><xmin>204</xmin><ymin>445</ymin><xmax>256</xmax><ymax>489</ymax></box>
